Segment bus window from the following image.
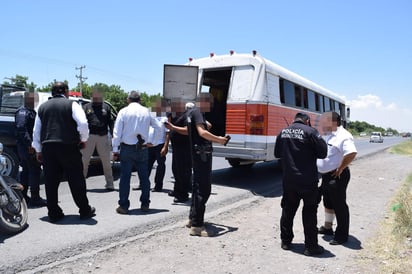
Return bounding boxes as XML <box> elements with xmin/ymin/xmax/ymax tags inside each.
<box><xmin>308</xmin><ymin>90</ymin><xmax>316</xmax><ymax>111</ymax></box>
<box><xmin>302</xmin><ymin>88</ymin><xmax>308</xmax><ymax>109</ymax></box>
<box><xmin>335</xmin><ymin>101</ymin><xmax>340</xmax><ymax>114</ymax></box>
<box><xmin>228</xmin><ymin>65</ymin><xmax>253</xmax><ymax>101</ymax></box>
<box><xmin>294</xmin><ymin>85</ymin><xmax>302</xmax><ymax>107</ymax></box>
<box><xmin>316</xmin><ymin>93</ymin><xmax>324</xmax><ymax>112</ymax></box>
<box><xmin>324</xmin><ymin>97</ymin><xmax>331</xmax><ymax>111</ymax></box>
<box><xmin>280</xmin><ymin>79</ymin><xmax>295</xmax><ymax>106</ymax></box>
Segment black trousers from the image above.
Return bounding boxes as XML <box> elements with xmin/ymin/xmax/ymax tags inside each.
<box><xmin>280</xmin><ymin>184</ymin><xmax>320</xmax><ymax>249</ymax></box>
<box><xmin>42</xmin><ymin>143</ymin><xmax>91</xmax><ymax>217</ymax></box>
<box><xmin>171</xmin><ymin>144</ymin><xmax>192</xmax><ymax>199</ymax></box>
<box><xmin>189</xmin><ymin>152</ymin><xmax>212</xmax><ymax>227</ymax></box>
<box><xmin>321</xmin><ymin>167</ymin><xmax>350</xmax><ymax>242</ymax></box>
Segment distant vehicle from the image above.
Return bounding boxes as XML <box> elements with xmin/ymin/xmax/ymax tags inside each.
<box><xmin>359</xmin><ymin>132</ymin><xmax>367</xmax><ymax>137</ymax></box>
<box><xmin>370</xmin><ymin>132</ymin><xmax>383</xmax><ymax>143</ymax></box>
<box><xmin>402</xmin><ymin>132</ymin><xmax>411</xmax><ymax>138</ymax></box>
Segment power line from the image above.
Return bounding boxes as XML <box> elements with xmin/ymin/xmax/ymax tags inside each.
<box><xmin>76</xmin><ymin>65</ymin><xmax>87</xmax><ymax>96</ymax></box>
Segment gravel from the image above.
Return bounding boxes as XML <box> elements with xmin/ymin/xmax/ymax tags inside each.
<box><xmin>27</xmin><ymin>149</ymin><xmax>412</xmax><ymax>274</ymax></box>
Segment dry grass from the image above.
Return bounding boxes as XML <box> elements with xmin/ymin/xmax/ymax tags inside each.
<box><xmin>357</xmin><ymin>141</ymin><xmax>412</xmax><ymax>273</ymax></box>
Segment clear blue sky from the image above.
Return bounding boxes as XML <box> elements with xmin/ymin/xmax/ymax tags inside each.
<box><xmin>2</xmin><ymin>0</ymin><xmax>412</xmax><ymax>132</ymax></box>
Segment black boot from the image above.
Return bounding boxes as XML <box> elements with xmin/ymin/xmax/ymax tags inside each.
<box><xmin>29</xmin><ymin>192</ymin><xmax>47</xmax><ymax>208</ymax></box>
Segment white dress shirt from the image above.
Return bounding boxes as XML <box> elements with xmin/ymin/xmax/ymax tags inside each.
<box><xmin>317</xmin><ymin>126</ymin><xmax>357</xmax><ymax>174</ymax></box>
<box><xmin>32</xmin><ymin>99</ymin><xmax>89</xmax><ymax>152</ymax></box>
<box><xmin>147</xmin><ymin>116</ymin><xmax>169</xmax><ymax>146</ymax></box>
<box><xmin>112</xmin><ymin>102</ymin><xmax>162</xmax><ymax>153</ymax></box>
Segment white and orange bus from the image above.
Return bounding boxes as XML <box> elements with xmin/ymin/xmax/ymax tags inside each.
<box><xmin>165</xmin><ymin>51</ymin><xmax>349</xmax><ymax>167</ymax></box>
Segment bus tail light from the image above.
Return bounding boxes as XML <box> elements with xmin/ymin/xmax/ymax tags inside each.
<box><xmin>250</xmin><ymin>114</ymin><xmax>264</xmax><ymax>135</ymax></box>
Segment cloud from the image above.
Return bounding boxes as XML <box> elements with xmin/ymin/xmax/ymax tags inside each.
<box><xmin>347</xmin><ymin>94</ymin><xmax>411</xmax><ymax>132</ymax></box>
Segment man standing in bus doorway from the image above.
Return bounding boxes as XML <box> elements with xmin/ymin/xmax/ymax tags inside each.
<box><xmin>81</xmin><ymin>88</ymin><xmax>115</xmax><ymax>191</ymax></box>
<box><xmin>275</xmin><ymin>112</ymin><xmax>327</xmax><ymax>256</ymax></box>
<box><xmin>165</xmin><ymin>94</ymin><xmax>230</xmax><ymax>236</ymax></box>
<box><xmin>317</xmin><ymin>111</ymin><xmax>357</xmax><ymax>245</ymax></box>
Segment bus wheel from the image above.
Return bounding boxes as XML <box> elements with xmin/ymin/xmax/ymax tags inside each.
<box><xmin>227</xmin><ymin>159</ymin><xmax>254</xmax><ymax>168</ymax></box>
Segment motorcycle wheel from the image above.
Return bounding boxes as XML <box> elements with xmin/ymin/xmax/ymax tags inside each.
<box><xmin>0</xmin><ymin>188</ymin><xmax>29</xmax><ymax>234</ymax></box>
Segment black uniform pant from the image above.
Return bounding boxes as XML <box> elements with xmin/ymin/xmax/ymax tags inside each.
<box><xmin>171</xmin><ymin>143</ymin><xmax>192</xmax><ymax>200</ymax></box>
<box><xmin>280</xmin><ymin>184</ymin><xmax>320</xmax><ymax>249</ymax></box>
<box><xmin>42</xmin><ymin>143</ymin><xmax>91</xmax><ymax>217</ymax></box>
<box><xmin>321</xmin><ymin>167</ymin><xmax>350</xmax><ymax>242</ymax></box>
<box><xmin>189</xmin><ymin>152</ymin><xmax>212</xmax><ymax>227</ymax></box>
<box><xmin>17</xmin><ymin>144</ymin><xmax>41</xmax><ymax>197</ymax></box>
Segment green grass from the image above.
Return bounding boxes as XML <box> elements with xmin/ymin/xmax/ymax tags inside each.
<box><xmin>362</xmin><ymin>140</ymin><xmax>412</xmax><ymax>273</ymax></box>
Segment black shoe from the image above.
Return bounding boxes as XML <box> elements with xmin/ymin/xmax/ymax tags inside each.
<box><xmin>173</xmin><ymin>197</ymin><xmax>189</xmax><ymax>203</ymax></box>
<box><xmin>329</xmin><ymin>239</ymin><xmax>347</xmax><ymax>245</ymax></box>
<box><xmin>29</xmin><ymin>197</ymin><xmax>47</xmax><ymax>208</ymax></box>
<box><xmin>281</xmin><ymin>242</ymin><xmax>291</xmax><ymax>250</ymax></box>
<box><xmin>168</xmin><ymin>191</ymin><xmax>175</xmax><ymax>197</ymax></box>
<box><xmin>80</xmin><ymin>207</ymin><xmax>96</xmax><ymax>220</ymax></box>
<box><xmin>318</xmin><ymin>226</ymin><xmax>334</xmax><ymax>235</ymax></box>
<box><xmin>49</xmin><ymin>212</ymin><xmax>65</xmax><ymax>223</ymax></box>
<box><xmin>140</xmin><ymin>204</ymin><xmax>150</xmax><ymax>212</ymax></box>
<box><xmin>303</xmin><ymin>245</ymin><xmax>325</xmax><ymax>256</ymax></box>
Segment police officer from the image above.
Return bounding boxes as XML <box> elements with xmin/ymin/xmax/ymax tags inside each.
<box><xmin>15</xmin><ymin>92</ymin><xmax>47</xmax><ymax>207</ymax></box>
<box><xmin>168</xmin><ymin>102</ymin><xmax>194</xmax><ymax>203</ymax></box>
<box><xmin>81</xmin><ymin>89</ymin><xmax>115</xmax><ymax>190</ymax></box>
<box><xmin>165</xmin><ymin>94</ymin><xmax>229</xmax><ymax>236</ymax></box>
<box><xmin>32</xmin><ymin>82</ymin><xmax>95</xmax><ymax>222</ymax></box>
<box><xmin>274</xmin><ymin>112</ymin><xmax>327</xmax><ymax>256</ymax></box>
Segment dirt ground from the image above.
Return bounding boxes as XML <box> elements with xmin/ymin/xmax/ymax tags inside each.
<box><xmin>33</xmin><ymin>150</ymin><xmax>412</xmax><ymax>274</ymax></box>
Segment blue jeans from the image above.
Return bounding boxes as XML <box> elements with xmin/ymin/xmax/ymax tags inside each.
<box><xmin>119</xmin><ymin>144</ymin><xmax>150</xmax><ymax>209</ymax></box>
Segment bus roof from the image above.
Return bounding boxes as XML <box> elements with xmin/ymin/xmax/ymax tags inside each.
<box><xmin>187</xmin><ymin>52</ymin><xmax>345</xmax><ymax>104</ymax></box>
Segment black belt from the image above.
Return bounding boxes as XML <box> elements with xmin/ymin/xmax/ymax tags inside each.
<box><xmin>121</xmin><ymin>143</ymin><xmax>147</xmax><ymax>148</ymax></box>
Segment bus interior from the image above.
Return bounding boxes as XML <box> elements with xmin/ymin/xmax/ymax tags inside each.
<box><xmin>201</xmin><ymin>68</ymin><xmax>231</xmax><ymax>137</ymax></box>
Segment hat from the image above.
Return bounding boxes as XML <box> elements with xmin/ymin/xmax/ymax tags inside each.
<box><xmin>185</xmin><ymin>102</ymin><xmax>195</xmax><ymax>110</ymax></box>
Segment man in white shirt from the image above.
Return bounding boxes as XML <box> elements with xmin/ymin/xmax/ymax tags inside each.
<box><xmin>147</xmin><ymin>112</ymin><xmax>171</xmax><ymax>192</ymax></box>
<box><xmin>112</xmin><ymin>91</ymin><xmax>162</xmax><ymax>214</ymax></box>
<box><xmin>317</xmin><ymin>111</ymin><xmax>357</xmax><ymax>245</ymax></box>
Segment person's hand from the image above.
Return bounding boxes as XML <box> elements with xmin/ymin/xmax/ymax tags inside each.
<box><xmin>164</xmin><ymin>121</ymin><xmax>173</xmax><ymax>130</ymax></box>
<box><xmin>112</xmin><ymin>152</ymin><xmax>120</xmax><ymax>161</ymax></box>
<box><xmin>160</xmin><ymin>147</ymin><xmax>168</xmax><ymax>157</ymax></box>
<box><xmin>146</xmin><ymin>143</ymin><xmax>154</xmax><ymax>148</ymax></box>
<box><xmin>28</xmin><ymin>146</ymin><xmax>35</xmax><ymax>154</ymax></box>
<box><xmin>78</xmin><ymin>142</ymin><xmax>86</xmax><ymax>149</ymax></box>
<box><xmin>36</xmin><ymin>152</ymin><xmax>43</xmax><ymax>163</ymax></box>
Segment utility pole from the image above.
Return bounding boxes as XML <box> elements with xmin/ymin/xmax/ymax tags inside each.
<box><xmin>76</xmin><ymin>65</ymin><xmax>87</xmax><ymax>96</ymax></box>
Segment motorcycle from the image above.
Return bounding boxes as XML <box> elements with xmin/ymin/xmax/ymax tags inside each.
<box><xmin>0</xmin><ymin>142</ymin><xmax>28</xmax><ymax>234</ymax></box>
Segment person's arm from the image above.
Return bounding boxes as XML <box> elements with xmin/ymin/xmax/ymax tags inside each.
<box><xmin>71</xmin><ymin>102</ymin><xmax>89</xmax><ymax>143</ymax></box>
<box><xmin>32</xmin><ymin>115</ymin><xmax>42</xmax><ymax>162</ymax></box>
<box><xmin>334</xmin><ymin>152</ymin><xmax>357</xmax><ymax>177</ymax></box>
<box><xmin>164</xmin><ymin>121</ymin><xmax>188</xmax><ymax>135</ymax></box>
<box><xmin>111</xmin><ymin>110</ymin><xmax>123</xmax><ymax>153</ymax></box>
<box><xmin>195</xmin><ymin>123</ymin><xmax>227</xmax><ymax>145</ymax></box>
<box><xmin>160</xmin><ymin>131</ymin><xmax>170</xmax><ymax>157</ymax></box>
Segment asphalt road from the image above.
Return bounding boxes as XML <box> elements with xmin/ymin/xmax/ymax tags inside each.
<box><xmin>0</xmin><ymin>136</ymin><xmax>406</xmax><ymax>273</ymax></box>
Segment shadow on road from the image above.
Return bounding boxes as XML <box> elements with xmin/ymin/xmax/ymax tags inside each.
<box><xmin>211</xmin><ymin>160</ymin><xmax>284</xmax><ymax>198</ymax></box>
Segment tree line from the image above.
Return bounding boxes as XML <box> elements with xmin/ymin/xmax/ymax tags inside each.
<box><xmin>3</xmin><ymin>74</ymin><xmax>401</xmax><ymax>136</ymax></box>
<box><xmin>2</xmin><ymin>74</ymin><xmax>161</xmax><ymax>111</ymax></box>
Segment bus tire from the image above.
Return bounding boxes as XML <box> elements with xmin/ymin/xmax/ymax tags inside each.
<box><xmin>227</xmin><ymin>159</ymin><xmax>254</xmax><ymax>168</ymax></box>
